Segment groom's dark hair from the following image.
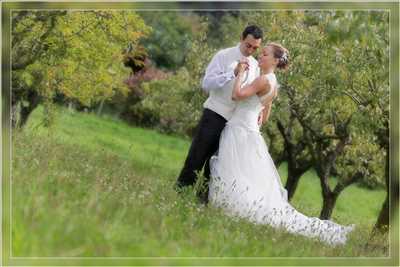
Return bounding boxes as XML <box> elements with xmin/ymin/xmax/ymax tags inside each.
<box><xmin>242</xmin><ymin>25</ymin><xmax>263</xmax><ymax>40</ymax></box>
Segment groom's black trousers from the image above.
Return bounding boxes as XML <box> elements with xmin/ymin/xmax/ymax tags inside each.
<box><xmin>176</xmin><ymin>108</ymin><xmax>227</xmax><ymax>201</ymax></box>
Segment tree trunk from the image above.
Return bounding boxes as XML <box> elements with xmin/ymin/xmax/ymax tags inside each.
<box><xmin>11</xmin><ymin>103</ymin><xmax>19</xmax><ymax>128</ymax></box>
<box><xmin>68</xmin><ymin>101</ymin><xmax>74</xmax><ymax>112</ymax></box>
<box><xmin>374</xmin><ymin>194</ymin><xmax>389</xmax><ymax>233</ymax></box>
<box><xmin>318</xmin><ymin>171</ymin><xmax>357</xmax><ymax>221</ymax></box>
<box><xmin>16</xmin><ymin>90</ymin><xmax>41</xmax><ymax>128</ymax></box>
<box><xmin>285</xmin><ymin>161</ymin><xmax>312</xmax><ymax>201</ymax></box>
<box><xmin>97</xmin><ymin>99</ymin><xmax>105</xmax><ymax>116</ymax></box>
<box><xmin>373</xmin><ymin>146</ymin><xmax>390</xmax><ymax>233</ymax></box>
<box><xmin>320</xmin><ymin>192</ymin><xmax>338</xmax><ymax>220</ymax></box>
<box><xmin>285</xmin><ymin>165</ymin><xmax>302</xmax><ymax>201</ymax></box>
<box><xmin>317</xmin><ymin>165</ymin><xmax>337</xmax><ymax>220</ymax></box>
<box><xmin>285</xmin><ymin>174</ymin><xmax>301</xmax><ymax>201</ymax></box>
<box><xmin>11</xmin><ymin>90</ymin><xmax>41</xmax><ymax>128</ymax></box>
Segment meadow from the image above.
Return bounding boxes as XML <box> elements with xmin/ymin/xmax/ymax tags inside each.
<box><xmin>10</xmin><ymin>106</ymin><xmax>390</xmax><ymax>265</ymax></box>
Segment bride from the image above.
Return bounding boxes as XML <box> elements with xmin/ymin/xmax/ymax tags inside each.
<box><xmin>209</xmin><ymin>42</ymin><xmax>354</xmax><ymax>246</ymax></box>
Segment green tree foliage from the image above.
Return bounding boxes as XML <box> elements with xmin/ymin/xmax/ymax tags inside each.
<box><xmin>115</xmin><ymin>12</ymin><xmax>207</xmax><ymax>131</ymax></box>
<box><xmin>243</xmin><ymin>11</ymin><xmax>388</xmax><ymax>219</ymax></box>
<box><xmin>132</xmin><ymin>18</ymin><xmax>215</xmax><ymax>137</ymax></box>
<box><xmin>12</xmin><ymin>10</ymin><xmax>151</xmax><ymax>127</ymax></box>
<box><xmin>182</xmin><ymin>19</ymin><xmax>217</xmax><ymax>135</ymax></box>
<box><xmin>316</xmin><ymin>11</ymin><xmax>390</xmax><ymax>224</ymax></box>
<box><xmin>324</xmin><ymin>11</ymin><xmax>393</xmax><ymax>232</ymax></box>
<box><xmin>137</xmin><ymin>11</ymin><xmax>197</xmax><ymax>70</ymax></box>
<box><xmin>118</xmin><ymin>58</ymin><xmax>169</xmax><ymax>126</ymax></box>
<box><xmin>194</xmin><ymin>11</ymin><xmax>243</xmax><ymax>49</ymax></box>
<box><xmin>140</xmin><ymin>69</ymin><xmax>192</xmax><ymax>134</ymax></box>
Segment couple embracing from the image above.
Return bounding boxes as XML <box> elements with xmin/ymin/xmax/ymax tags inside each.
<box><xmin>176</xmin><ymin>25</ymin><xmax>354</xmax><ymax>246</ymax></box>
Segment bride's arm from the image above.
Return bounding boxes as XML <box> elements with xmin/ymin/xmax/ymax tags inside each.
<box><xmin>232</xmin><ymin>70</ymin><xmax>268</xmax><ymax>101</ymax></box>
<box><xmin>261</xmin><ymin>102</ymin><xmax>273</xmax><ymax>124</ymax></box>
<box><xmin>260</xmin><ymin>88</ymin><xmax>278</xmax><ymax>125</ymax></box>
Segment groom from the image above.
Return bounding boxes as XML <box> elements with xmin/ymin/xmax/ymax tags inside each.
<box><xmin>175</xmin><ymin>25</ymin><xmax>263</xmax><ymax>203</ymax></box>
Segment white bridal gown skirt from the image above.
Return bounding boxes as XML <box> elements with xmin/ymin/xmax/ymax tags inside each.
<box><xmin>209</xmin><ymin>122</ymin><xmax>354</xmax><ymax>246</ymax></box>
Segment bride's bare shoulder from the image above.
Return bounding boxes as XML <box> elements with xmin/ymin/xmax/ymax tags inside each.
<box><xmin>256</xmin><ymin>75</ymin><xmax>274</xmax><ymax>93</ymax></box>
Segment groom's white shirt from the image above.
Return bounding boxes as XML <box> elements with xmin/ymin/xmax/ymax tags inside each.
<box><xmin>202</xmin><ymin>44</ymin><xmax>260</xmax><ymax>120</ymax></box>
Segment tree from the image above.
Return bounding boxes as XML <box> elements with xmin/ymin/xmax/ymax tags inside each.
<box><xmin>137</xmin><ymin>11</ymin><xmax>197</xmax><ymax>70</ymax></box>
<box><xmin>252</xmin><ymin>11</ymin><xmax>317</xmax><ymax>200</ymax></box>
<box><xmin>119</xmin><ymin>57</ymin><xmax>169</xmax><ymax>127</ymax></box>
<box><xmin>249</xmin><ymin>10</ymin><xmax>387</xmax><ymax>218</ymax></box>
<box><xmin>326</xmin><ymin>11</ymin><xmax>392</xmax><ymax>232</ymax></box>
<box><xmin>118</xmin><ymin>16</ymin><xmax>215</xmax><ymax>137</ymax></box>
<box><xmin>179</xmin><ymin>17</ymin><xmax>216</xmax><ymax>136</ymax></box>
<box><xmin>11</xmin><ymin>10</ymin><xmax>151</xmax><ymax>127</ymax></box>
<box><xmin>12</xmin><ymin>11</ymin><xmax>66</xmax><ymax>127</ymax></box>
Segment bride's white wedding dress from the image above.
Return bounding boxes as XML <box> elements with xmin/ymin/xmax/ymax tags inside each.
<box><xmin>209</xmin><ymin>73</ymin><xmax>354</xmax><ymax>246</ymax></box>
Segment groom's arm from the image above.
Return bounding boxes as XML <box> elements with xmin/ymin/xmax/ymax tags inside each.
<box><xmin>201</xmin><ymin>52</ymin><xmax>236</xmax><ymax>93</ymax></box>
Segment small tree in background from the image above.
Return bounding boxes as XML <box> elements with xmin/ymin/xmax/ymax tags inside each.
<box><xmin>11</xmin><ymin>10</ymin><xmax>151</xmax><ymax>128</ymax></box>
<box><xmin>118</xmin><ymin>57</ymin><xmax>169</xmax><ymax>126</ymax></box>
<box><xmin>131</xmin><ymin>17</ymin><xmax>215</xmax><ymax>137</ymax></box>
<box><xmin>137</xmin><ymin>11</ymin><xmax>197</xmax><ymax>70</ymax></box>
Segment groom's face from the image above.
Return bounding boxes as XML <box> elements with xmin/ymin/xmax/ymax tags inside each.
<box><xmin>240</xmin><ymin>34</ymin><xmax>262</xmax><ymax>57</ymax></box>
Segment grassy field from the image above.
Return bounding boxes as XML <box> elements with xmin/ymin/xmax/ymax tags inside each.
<box><xmin>10</xmin><ymin>106</ymin><xmax>392</xmax><ymax>264</ymax></box>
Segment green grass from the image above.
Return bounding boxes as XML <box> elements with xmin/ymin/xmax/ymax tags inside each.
<box><xmin>10</xmin><ymin>106</ymin><xmax>391</xmax><ymax>263</ymax></box>
<box><xmin>279</xmin><ymin>166</ymin><xmax>385</xmax><ymax>228</ymax></box>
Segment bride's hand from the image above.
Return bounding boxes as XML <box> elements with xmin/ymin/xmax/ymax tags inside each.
<box><xmin>237</xmin><ymin>64</ymin><xmax>248</xmax><ymax>77</ymax></box>
<box><xmin>257</xmin><ymin>110</ymin><xmax>264</xmax><ymax>126</ymax></box>
<box><xmin>234</xmin><ymin>60</ymin><xmax>249</xmax><ymax>76</ymax></box>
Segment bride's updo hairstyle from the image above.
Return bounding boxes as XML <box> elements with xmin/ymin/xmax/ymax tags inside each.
<box><xmin>268</xmin><ymin>42</ymin><xmax>289</xmax><ymax>70</ymax></box>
